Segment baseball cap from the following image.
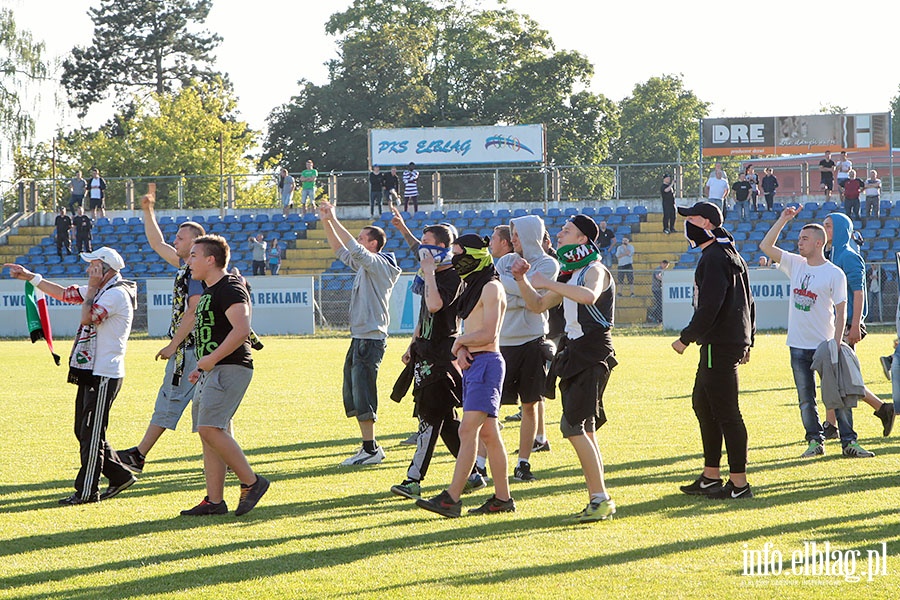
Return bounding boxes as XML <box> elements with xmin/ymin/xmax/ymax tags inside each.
<box><xmin>677</xmin><ymin>201</ymin><xmax>723</xmax><ymax>228</ymax></box>
<box><xmin>80</xmin><ymin>246</ymin><xmax>126</xmax><ymax>271</ymax></box>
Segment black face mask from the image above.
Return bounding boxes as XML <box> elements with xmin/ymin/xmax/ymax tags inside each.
<box><xmin>451</xmin><ymin>251</ymin><xmax>481</xmax><ymax>279</ymax></box>
<box><xmin>684</xmin><ymin>221</ymin><xmax>714</xmax><ymax>249</ymax></box>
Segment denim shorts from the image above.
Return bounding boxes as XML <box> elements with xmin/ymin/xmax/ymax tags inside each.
<box><xmin>342</xmin><ymin>338</ymin><xmax>387</xmax><ymax>421</ymax></box>
<box><xmin>150</xmin><ymin>347</ymin><xmax>198</xmax><ymax>430</ymax></box>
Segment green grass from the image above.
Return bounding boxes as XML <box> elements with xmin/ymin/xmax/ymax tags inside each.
<box><xmin>1</xmin><ymin>333</ymin><xmax>899</xmax><ymax>599</ymax></box>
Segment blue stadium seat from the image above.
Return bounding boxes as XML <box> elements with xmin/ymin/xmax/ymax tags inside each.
<box><xmin>27</xmin><ymin>246</ymin><xmax>42</xmax><ymax>255</ymax></box>
<box><xmin>581</xmin><ymin>207</ymin><xmax>597</xmax><ymax>216</ymax></box>
<box><xmin>445</xmin><ymin>210</ymin><xmax>462</xmax><ymax>220</ymax></box>
<box><xmin>190</xmin><ymin>215</ymin><xmax>206</xmax><ymax>224</ymax></box>
<box><xmin>479</xmin><ymin>209</ymin><xmax>495</xmax><ymax>219</ymax></box>
<box><xmin>41</xmin><ymin>236</ymin><xmax>55</xmax><ymax>246</ymax></box>
<box><xmin>773</xmin><ymin>203</ymin><xmax>784</xmax><ymax>211</ymax></box>
<box><xmin>530</xmin><ymin>208</ymin><xmax>545</xmax><ymax>216</ymax></box>
<box><xmin>563</xmin><ymin>207</ymin><xmax>578</xmax><ymax>217</ymax></box>
<box><xmin>633</xmin><ymin>206</ymin><xmax>648</xmax><ymax>216</ymax></box>
<box><xmin>271</xmin><ymin>214</ymin><xmax>285</xmax><ymax>223</ymax></box>
<box><xmin>223</xmin><ymin>215</ymin><xmax>238</xmax><ymax>223</ymax></box>
<box><xmin>158</xmin><ymin>216</ymin><xmax>174</xmax><ymax>225</ymax></box>
<box><xmin>96</xmin><ymin>217</ymin><xmax>110</xmax><ymax>226</ymax></box>
<box><xmin>209</xmin><ymin>222</ymin><xmax>226</xmax><ymax>233</ymax></box>
<box><xmin>175</xmin><ymin>215</ymin><xmax>188</xmax><ymax>224</ymax></box>
<box><xmin>48</xmin><ymin>265</ymin><xmax>65</xmax><ymax>276</ymax></box>
<box><xmin>260</xmin><ymin>222</ymin><xmax>275</xmax><ymax>232</ymax></box>
<box><xmin>429</xmin><ymin>210</ymin><xmax>444</xmax><ymax>220</ymax></box>
<box><xmin>597</xmin><ymin>206</ymin><xmax>613</xmax><ymax>216</ymax></box>
<box><xmin>822</xmin><ymin>201</ymin><xmax>839</xmax><ymax>211</ymax></box>
<box><xmin>227</xmin><ymin>222</ymin><xmax>243</xmax><ymax>233</ymax></box>
<box><xmin>512</xmin><ymin>208</ymin><xmax>527</xmax><ymax>217</ymax></box>
<box><xmin>30</xmin><ymin>255</ymin><xmax>46</xmax><ymax>266</ymax></box>
<box><xmin>127</xmin><ymin>216</ymin><xmax>142</xmax><ymax>225</ymax></box>
<box><xmin>732</xmin><ymin>231</ymin><xmax>748</xmax><ymax>242</ymax></box>
<box><xmin>206</xmin><ymin>215</ymin><xmax>222</xmax><ymax>224</ymax></box>
<box><xmin>803</xmin><ymin>202</ymin><xmax>819</xmax><ymax>211</ymax></box>
<box><xmin>286</xmin><ymin>213</ymin><xmax>301</xmax><ymax>223</ymax></box>
<box><xmin>624</xmin><ymin>214</ymin><xmax>640</xmax><ymax>225</ymax></box>
<box><xmin>275</xmin><ymin>222</ymin><xmax>292</xmax><ymax>233</ymax></box>
<box><xmin>873</xmin><ymin>239</ymin><xmax>890</xmax><ymax>251</ymax></box>
<box><xmin>255</xmin><ymin>214</ymin><xmax>269</xmax><ymax>223</ymax></box>
<box><xmin>615</xmin><ymin>206</ymin><xmax>630</xmax><ymax>215</ymax></box>
<box><xmin>735</xmin><ymin>222</ymin><xmax>752</xmax><ymax>232</ymax></box>
<box><xmin>302</xmin><ymin>213</ymin><xmax>319</xmax><ymax>222</ymax></box>
<box><xmin>238</xmin><ymin>214</ymin><xmax>253</xmax><ymax>224</ymax></box>
<box><xmin>868</xmin><ymin>250</ymin><xmax>886</xmax><ymax>262</ymax></box>
<box><xmin>496</xmin><ymin>209</ymin><xmax>511</xmax><ymax>219</ymax></box>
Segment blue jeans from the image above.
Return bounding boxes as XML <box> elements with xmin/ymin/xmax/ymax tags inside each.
<box><xmin>789</xmin><ymin>347</ymin><xmax>856</xmax><ymax>445</ymax></box>
<box><xmin>736</xmin><ymin>200</ymin><xmax>749</xmax><ymax>220</ymax></box>
<box><xmin>342</xmin><ymin>338</ymin><xmax>386</xmax><ymax>422</ymax></box>
<box><xmin>891</xmin><ymin>344</ymin><xmax>900</xmax><ymax>414</ymax></box>
<box><xmin>369</xmin><ymin>190</ymin><xmax>383</xmax><ymax>216</ymax></box>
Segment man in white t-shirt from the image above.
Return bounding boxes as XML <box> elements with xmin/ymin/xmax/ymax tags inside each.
<box><xmin>759</xmin><ymin>208</ymin><xmax>874</xmax><ymax>459</ymax></box>
<box><xmin>6</xmin><ymin>247</ymin><xmax>140</xmax><ymax>504</ymax></box>
<box><xmin>704</xmin><ymin>165</ymin><xmax>730</xmax><ymax>216</ymax></box>
<box><xmin>836</xmin><ymin>151</ymin><xmax>852</xmax><ymax>202</ymax></box>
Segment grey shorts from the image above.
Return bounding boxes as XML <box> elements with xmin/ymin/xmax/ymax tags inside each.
<box><xmin>149</xmin><ymin>348</ymin><xmax>198</xmax><ymax>430</ymax></box>
<box><xmin>192</xmin><ymin>364</ymin><xmax>253</xmax><ymax>431</ymax></box>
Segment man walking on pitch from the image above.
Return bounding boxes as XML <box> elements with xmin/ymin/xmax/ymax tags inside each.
<box><xmin>181</xmin><ymin>235</ymin><xmax>269</xmax><ymax>516</ymax></box>
<box><xmin>672</xmin><ymin>202</ymin><xmax>756</xmax><ymax>500</ymax></box>
<box><xmin>416</xmin><ymin>234</ymin><xmax>515</xmax><ymax>517</ymax></box>
<box><xmin>513</xmin><ymin>216</ymin><xmax>617</xmax><ymax>522</ymax></box>
<box><xmin>320</xmin><ymin>201</ymin><xmax>401</xmax><ymax>466</ymax></box>
<box><xmin>760</xmin><ymin>207</ymin><xmax>874</xmax><ymax>459</ymax></box>
<box><xmin>117</xmin><ymin>192</ymin><xmax>206</xmax><ymax>474</ymax></box>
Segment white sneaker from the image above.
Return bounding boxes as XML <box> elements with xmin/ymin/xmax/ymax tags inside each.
<box><xmin>340</xmin><ymin>445</ymin><xmax>385</xmax><ymax>466</ymax></box>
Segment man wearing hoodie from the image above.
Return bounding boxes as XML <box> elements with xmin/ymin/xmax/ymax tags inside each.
<box><xmin>822</xmin><ymin>212</ymin><xmax>895</xmax><ymax>438</ymax></box>
<box><xmin>672</xmin><ymin>202</ymin><xmax>756</xmax><ymax>499</ymax></box>
<box><xmin>319</xmin><ymin>201</ymin><xmax>402</xmax><ymax>466</ymax></box>
<box><xmin>494</xmin><ymin>215</ymin><xmax>560</xmax><ymax>482</ymax></box>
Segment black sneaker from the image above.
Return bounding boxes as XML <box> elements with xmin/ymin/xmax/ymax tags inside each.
<box><xmin>117</xmin><ymin>447</ymin><xmax>145</xmax><ymax>474</ymax></box>
<box><xmin>468</xmin><ymin>494</ymin><xmax>516</xmax><ymax>514</ymax></box>
<box><xmin>504</xmin><ymin>409</ymin><xmax>522</xmax><ymax>422</ymax></box>
<box><xmin>513</xmin><ymin>461</ymin><xmax>536</xmax><ymax>482</ymax></box>
<box><xmin>706</xmin><ymin>480</ymin><xmax>753</xmax><ymax>500</ymax></box>
<box><xmin>532</xmin><ymin>439</ymin><xmax>551</xmax><ymax>452</ymax></box>
<box><xmin>415</xmin><ymin>490</ymin><xmax>462</xmax><ymax>518</ymax></box>
<box><xmin>235</xmin><ymin>474</ymin><xmax>270</xmax><ymax>516</ymax></box>
<box><xmin>99</xmin><ymin>475</ymin><xmax>137</xmax><ymax>500</ymax></box>
<box><xmin>58</xmin><ymin>492</ymin><xmax>99</xmax><ymax>506</ymax></box>
<box><xmin>875</xmin><ymin>403</ymin><xmax>895</xmax><ymax>437</ymax></box>
<box><xmin>679</xmin><ymin>474</ymin><xmax>723</xmax><ymax>496</ymax></box>
<box><xmin>181</xmin><ymin>496</ymin><xmax>228</xmax><ymax>515</ymax></box>
<box><xmin>822</xmin><ymin>421</ymin><xmax>839</xmax><ymax>440</ymax></box>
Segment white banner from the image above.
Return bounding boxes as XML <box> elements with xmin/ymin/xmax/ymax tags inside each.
<box><xmin>370</xmin><ymin>124</ymin><xmax>545</xmax><ymax>166</ymax></box>
<box><xmin>663</xmin><ymin>267</ymin><xmax>791</xmax><ymax>331</ymax></box>
<box><xmin>388</xmin><ymin>274</ymin><xmax>422</xmax><ymax>336</ymax></box>
<box><xmin>147</xmin><ymin>276</ymin><xmax>315</xmax><ymax>336</ymax></box>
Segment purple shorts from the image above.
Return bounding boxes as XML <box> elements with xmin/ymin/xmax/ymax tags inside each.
<box><xmin>462</xmin><ymin>352</ymin><xmax>505</xmax><ymax>417</ymax></box>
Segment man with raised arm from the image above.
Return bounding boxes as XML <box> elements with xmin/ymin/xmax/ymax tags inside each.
<box><xmin>117</xmin><ymin>192</ymin><xmax>206</xmax><ymax>474</ymax></box>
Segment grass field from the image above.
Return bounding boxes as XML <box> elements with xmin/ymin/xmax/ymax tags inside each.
<box><xmin>1</xmin><ymin>332</ymin><xmax>899</xmax><ymax>599</ymax></box>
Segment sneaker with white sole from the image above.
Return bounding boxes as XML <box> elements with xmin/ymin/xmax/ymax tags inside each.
<box><xmin>399</xmin><ymin>432</ymin><xmax>419</xmax><ymax>446</ymax></box>
<box><xmin>340</xmin><ymin>445</ymin><xmax>386</xmax><ymax>466</ymax></box>
<box><xmin>707</xmin><ymin>480</ymin><xmax>753</xmax><ymax>500</ymax></box>
<box><xmin>880</xmin><ymin>355</ymin><xmax>892</xmax><ymax>380</ymax></box>
<box><xmin>532</xmin><ymin>439</ymin><xmax>551</xmax><ymax>452</ymax></box>
<box><xmin>513</xmin><ymin>461</ymin><xmax>535</xmax><ymax>482</ymax></box>
<box><xmin>575</xmin><ymin>498</ymin><xmax>616</xmax><ymax>522</ymax></box>
<box><xmin>463</xmin><ymin>466</ymin><xmax>487</xmax><ymax>493</ymax></box>
<box><xmin>679</xmin><ymin>474</ymin><xmax>723</xmax><ymax>495</ymax></box>
<box><xmin>842</xmin><ymin>442</ymin><xmax>875</xmax><ymax>458</ymax></box>
<box><xmin>390</xmin><ymin>479</ymin><xmax>421</xmax><ymax>499</ymax></box>
<box><xmin>801</xmin><ymin>440</ymin><xmax>825</xmax><ymax>457</ymax></box>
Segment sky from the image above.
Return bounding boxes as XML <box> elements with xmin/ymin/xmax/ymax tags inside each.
<box><xmin>6</xmin><ymin>0</ymin><xmax>899</xmax><ymax>148</ymax></box>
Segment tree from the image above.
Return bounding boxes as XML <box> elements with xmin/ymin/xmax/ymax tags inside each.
<box><xmin>611</xmin><ymin>75</ymin><xmax>710</xmax><ymax>198</ymax></box>
<box><xmin>890</xmin><ymin>87</ymin><xmax>900</xmax><ymax>148</ymax></box>
<box><xmin>61</xmin><ymin>0</ymin><xmax>223</xmax><ymax>117</ymax></box>
<box><xmin>0</xmin><ymin>9</ymin><xmax>49</xmax><ymax>147</ymax></box>
<box><xmin>54</xmin><ymin>83</ymin><xmax>269</xmax><ymax>209</ymax></box>
<box><xmin>262</xmin><ymin>0</ymin><xmax>617</xmax><ymax>188</ymax></box>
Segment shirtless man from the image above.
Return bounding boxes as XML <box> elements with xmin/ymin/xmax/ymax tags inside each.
<box><xmin>415</xmin><ymin>234</ymin><xmax>514</xmax><ymax>517</ymax></box>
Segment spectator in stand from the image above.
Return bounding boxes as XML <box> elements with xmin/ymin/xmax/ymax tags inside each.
<box><xmin>819</xmin><ymin>151</ymin><xmax>836</xmax><ymax>202</ymax></box>
<box><xmin>596</xmin><ymin>220</ymin><xmax>616</xmax><ymax>268</ymax></box>
<box><xmin>842</xmin><ymin>169</ymin><xmax>864</xmax><ymax>220</ymax></box>
<box><xmin>369</xmin><ymin>166</ymin><xmax>384</xmax><ymax>218</ymax></box>
<box><xmin>660</xmin><ymin>174</ymin><xmax>676</xmax><ymax>234</ymax></box>
<box><xmin>382</xmin><ymin>166</ymin><xmax>400</xmax><ymax>207</ymax></box>
<box><xmin>403</xmin><ymin>163</ymin><xmax>420</xmax><ymax>213</ymax></box>
<box><xmin>69</xmin><ymin>170</ymin><xmax>86</xmax><ymax>212</ymax></box>
<box><xmin>87</xmin><ymin>168</ymin><xmax>107</xmax><ymax>219</ymax></box>
<box><xmin>649</xmin><ymin>259</ymin><xmax>669</xmax><ymax>323</ymax></box>
<box><xmin>615</xmin><ymin>235</ymin><xmax>635</xmax><ymax>297</ymax></box>
<box><xmin>731</xmin><ymin>173</ymin><xmax>753</xmax><ymax>221</ymax></box>
<box><xmin>744</xmin><ymin>165</ymin><xmax>760</xmax><ymax>210</ymax></box>
<box><xmin>299</xmin><ymin>160</ymin><xmax>318</xmax><ymax>214</ymax></box>
<box><xmin>868</xmin><ymin>265</ymin><xmax>882</xmax><ymax>322</ymax></box>
<box><xmin>836</xmin><ymin>151</ymin><xmax>852</xmax><ymax>202</ymax></box>
<box><xmin>704</xmin><ymin>164</ymin><xmax>730</xmax><ymax>216</ymax></box>
<box><xmin>278</xmin><ymin>167</ymin><xmax>295</xmax><ymax>217</ymax></box>
<box><xmin>72</xmin><ymin>205</ymin><xmax>93</xmax><ymax>253</ymax></box>
<box><xmin>248</xmin><ymin>233</ymin><xmax>267</xmax><ymax>276</ymax></box>
<box><xmin>268</xmin><ymin>238</ymin><xmax>282</xmax><ymax>275</ymax></box>
<box><xmin>761</xmin><ymin>168</ymin><xmax>779</xmax><ymax>212</ymax></box>
<box><xmin>864</xmin><ymin>170</ymin><xmax>882</xmax><ymax>220</ymax></box>
<box><xmin>55</xmin><ymin>206</ymin><xmax>73</xmax><ymax>259</ymax></box>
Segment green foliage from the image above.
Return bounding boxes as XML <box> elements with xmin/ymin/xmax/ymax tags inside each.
<box><xmin>61</xmin><ymin>0</ymin><xmax>224</xmax><ymax>117</ymax></box>
<box><xmin>263</xmin><ymin>0</ymin><xmax>616</xmax><ymax>178</ymax></box>
<box><xmin>0</xmin><ymin>9</ymin><xmax>48</xmax><ymax>146</ymax></box>
<box><xmin>891</xmin><ymin>87</ymin><xmax>900</xmax><ymax>148</ymax></box>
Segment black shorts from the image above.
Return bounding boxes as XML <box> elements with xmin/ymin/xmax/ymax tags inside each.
<box><xmin>500</xmin><ymin>338</ymin><xmax>548</xmax><ymax>405</ymax></box>
<box><xmin>559</xmin><ymin>361</ymin><xmax>611</xmax><ymax>438</ymax></box>
<box><xmin>89</xmin><ymin>198</ymin><xmax>104</xmax><ymax>210</ymax></box>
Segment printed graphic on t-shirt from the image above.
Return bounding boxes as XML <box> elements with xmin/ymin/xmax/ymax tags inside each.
<box><xmin>793</xmin><ymin>273</ymin><xmax>817</xmax><ymax>312</ymax></box>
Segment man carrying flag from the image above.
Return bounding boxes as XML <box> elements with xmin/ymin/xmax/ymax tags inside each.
<box><xmin>6</xmin><ymin>248</ymin><xmax>138</xmax><ymax>505</ymax></box>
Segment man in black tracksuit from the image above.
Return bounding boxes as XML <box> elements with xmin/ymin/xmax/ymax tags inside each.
<box><xmin>672</xmin><ymin>201</ymin><xmax>756</xmax><ymax>500</ymax></box>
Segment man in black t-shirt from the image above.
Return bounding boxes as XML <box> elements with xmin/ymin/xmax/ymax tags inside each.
<box><xmin>72</xmin><ymin>205</ymin><xmax>94</xmax><ymax>253</ymax></box>
<box><xmin>819</xmin><ymin>150</ymin><xmax>836</xmax><ymax>202</ymax></box>
<box><xmin>180</xmin><ymin>234</ymin><xmax>269</xmax><ymax>517</ymax></box>
<box><xmin>660</xmin><ymin>174</ymin><xmax>676</xmax><ymax>234</ymax></box>
<box><xmin>731</xmin><ymin>173</ymin><xmax>753</xmax><ymax>220</ymax></box>
<box><xmin>54</xmin><ymin>206</ymin><xmax>73</xmax><ymax>259</ymax></box>
<box><xmin>596</xmin><ymin>220</ymin><xmax>616</xmax><ymax>268</ymax></box>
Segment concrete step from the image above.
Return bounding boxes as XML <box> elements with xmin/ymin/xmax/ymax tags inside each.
<box><xmin>6</xmin><ymin>234</ymin><xmax>48</xmax><ymax>246</ymax></box>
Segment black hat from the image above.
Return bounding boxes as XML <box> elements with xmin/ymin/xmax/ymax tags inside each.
<box><xmin>569</xmin><ymin>214</ymin><xmax>599</xmax><ymax>243</ymax></box>
<box><xmin>677</xmin><ymin>201</ymin><xmax>723</xmax><ymax>228</ymax></box>
<box><xmin>455</xmin><ymin>233</ymin><xmax>489</xmax><ymax>249</ymax></box>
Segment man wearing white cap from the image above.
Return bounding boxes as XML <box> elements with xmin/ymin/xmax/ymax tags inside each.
<box><xmin>6</xmin><ymin>247</ymin><xmax>138</xmax><ymax>504</ymax></box>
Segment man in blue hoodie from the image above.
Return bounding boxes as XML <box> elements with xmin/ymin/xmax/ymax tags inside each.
<box><xmin>495</xmin><ymin>215</ymin><xmax>560</xmax><ymax>482</ymax></box>
<box><xmin>320</xmin><ymin>201</ymin><xmax>402</xmax><ymax>466</ymax></box>
<box><xmin>822</xmin><ymin>213</ymin><xmax>895</xmax><ymax>438</ymax></box>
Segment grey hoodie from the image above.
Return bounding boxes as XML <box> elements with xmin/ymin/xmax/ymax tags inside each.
<box><xmin>338</xmin><ymin>239</ymin><xmax>402</xmax><ymax>339</ymax></box>
<box><xmin>495</xmin><ymin>215</ymin><xmax>560</xmax><ymax>346</ymax></box>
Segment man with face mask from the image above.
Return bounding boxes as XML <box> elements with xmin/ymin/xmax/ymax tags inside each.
<box><xmin>672</xmin><ymin>202</ymin><xmax>756</xmax><ymax>500</ymax></box>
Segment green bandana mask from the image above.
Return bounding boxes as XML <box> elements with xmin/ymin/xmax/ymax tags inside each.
<box><xmin>451</xmin><ymin>246</ymin><xmax>493</xmax><ymax>279</ymax></box>
<box><xmin>556</xmin><ymin>242</ymin><xmax>599</xmax><ymax>272</ymax></box>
